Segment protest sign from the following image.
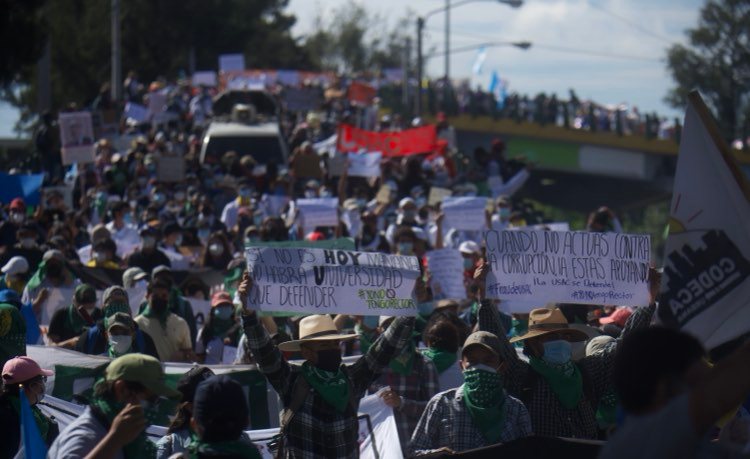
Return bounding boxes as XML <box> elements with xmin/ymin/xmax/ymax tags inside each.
<box><xmin>283</xmin><ymin>87</ymin><xmax>323</xmax><ymax>111</ymax></box>
<box><xmin>428</xmin><ymin>187</ymin><xmax>452</xmax><ymax>206</ymax></box>
<box><xmin>244</xmin><ymin>247</ymin><xmax>420</xmax><ymax>316</ymax></box>
<box><xmin>313</xmin><ymin>134</ymin><xmax>338</xmax><ymax>157</ymax></box>
<box><xmin>157</xmin><ymin>154</ymin><xmax>186</xmax><ymax>182</ymax></box>
<box><xmin>426</xmin><ymin>249</ymin><xmax>467</xmax><ymax>299</ymax></box>
<box><xmin>347</xmin><ymin>151</ymin><xmax>382</xmax><ymax>178</ymax></box>
<box><xmin>147</xmin><ymin>92</ymin><xmax>167</xmax><ymax>119</ymax></box>
<box><xmin>485</xmin><ymin>229</ymin><xmax>651</xmax><ymax>307</ymax></box>
<box><xmin>0</xmin><ymin>173</ymin><xmax>44</xmax><ymax>206</ymax></box>
<box><xmin>347</xmin><ymin>81</ymin><xmax>377</xmax><ymax>105</ymax></box>
<box><xmin>124</xmin><ymin>102</ymin><xmax>148</xmax><ymax>123</ymax></box>
<box><xmin>442</xmin><ymin>197</ymin><xmax>488</xmax><ymax>231</ymax></box>
<box><xmin>259</xmin><ymin>194</ymin><xmax>290</xmax><ymax>217</ymax></box>
<box><xmin>657</xmin><ymin>92</ymin><xmax>750</xmax><ymax>349</ymax></box>
<box><xmin>297</xmin><ymin>197</ymin><xmax>339</xmax><ymax>229</ymax></box>
<box><xmin>192</xmin><ymin>71</ymin><xmax>218</xmax><ymax>87</ymax></box>
<box><xmin>219</xmin><ymin>53</ymin><xmax>245</xmax><ymax>72</ymax></box>
<box><xmin>59</xmin><ymin>112</ymin><xmax>95</xmax><ymax>165</ymax></box>
<box><xmin>337</xmin><ymin>124</ymin><xmax>437</xmax><ymax>157</ymax></box>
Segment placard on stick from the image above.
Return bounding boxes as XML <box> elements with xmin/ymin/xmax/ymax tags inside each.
<box><xmin>59</xmin><ymin>112</ymin><xmax>95</xmax><ymax>165</ymax></box>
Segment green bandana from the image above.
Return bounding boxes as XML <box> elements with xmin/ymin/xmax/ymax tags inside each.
<box><xmin>189</xmin><ymin>438</ymin><xmax>262</xmax><ymax>459</ymax></box>
<box><xmin>9</xmin><ymin>395</ymin><xmax>51</xmax><ymax>440</ymax></box>
<box><xmin>103</xmin><ymin>302</ymin><xmax>130</xmax><ymax>322</ymax></box>
<box><xmin>142</xmin><ymin>303</ymin><xmax>170</xmax><ymax>329</ymax></box>
<box><xmin>91</xmin><ymin>396</ymin><xmax>157</xmax><ymax>459</ymax></box>
<box><xmin>389</xmin><ymin>341</ymin><xmax>416</xmax><ymax>376</ymax></box>
<box><xmin>66</xmin><ymin>304</ymin><xmax>91</xmax><ymax>336</ymax></box>
<box><xmin>422</xmin><ymin>347</ymin><xmax>458</xmax><ymax>373</ymax></box>
<box><xmin>209</xmin><ymin>315</ymin><xmax>236</xmax><ymax>340</ymax></box>
<box><xmin>300</xmin><ymin>362</ymin><xmax>350</xmax><ymax>413</ymax></box>
<box><xmin>0</xmin><ymin>303</ymin><xmax>26</xmax><ymax>364</ymax></box>
<box><xmin>529</xmin><ymin>357</ymin><xmax>583</xmax><ymax>409</ymax></box>
<box><xmin>462</xmin><ymin>368</ymin><xmax>506</xmax><ymax>443</ymax></box>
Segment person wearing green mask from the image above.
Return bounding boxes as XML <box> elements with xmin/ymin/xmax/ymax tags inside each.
<box><xmin>195</xmin><ymin>291</ymin><xmax>241</xmax><ymax>364</ymax></box>
<box><xmin>48</xmin><ymin>283</ymin><xmax>103</xmax><ymax>347</ymax></box>
<box><xmin>48</xmin><ymin>353</ymin><xmax>181</xmax><ymax>459</ymax></box>
<box><xmin>370</xmin><ymin>315</ymin><xmax>439</xmax><ymax>454</ymax></box>
<box><xmin>237</xmin><ymin>272</ymin><xmax>415</xmax><ymax>458</ymax></box>
<box><xmin>135</xmin><ymin>279</ymin><xmax>193</xmax><ymax>362</ymax></box>
<box><xmin>410</xmin><ymin>331</ymin><xmax>532</xmax><ymax>455</ymax></box>
<box><xmin>473</xmin><ymin>261</ymin><xmax>654</xmax><ymax>439</ymax></box>
<box><xmin>75</xmin><ymin>286</ymin><xmax>158</xmax><ymax>359</ymax></box>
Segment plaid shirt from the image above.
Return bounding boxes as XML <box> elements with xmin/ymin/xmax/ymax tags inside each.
<box><xmin>242</xmin><ymin>313</ymin><xmax>414</xmax><ymax>459</ymax></box>
<box><xmin>409</xmin><ymin>386</ymin><xmax>532</xmax><ymax>455</ymax></box>
<box><xmin>477</xmin><ymin>300</ymin><xmax>654</xmax><ymax>439</ymax></box>
<box><xmin>369</xmin><ymin>352</ymin><xmax>440</xmax><ymax>450</ymax></box>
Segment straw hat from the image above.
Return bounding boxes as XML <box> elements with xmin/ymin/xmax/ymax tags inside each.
<box><xmin>509</xmin><ymin>306</ymin><xmax>589</xmax><ymax>343</ymax></box>
<box><xmin>278</xmin><ymin>315</ymin><xmax>358</xmax><ymax>352</ymax></box>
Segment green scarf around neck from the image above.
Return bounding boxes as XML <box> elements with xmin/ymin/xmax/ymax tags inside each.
<box><xmin>9</xmin><ymin>395</ymin><xmax>51</xmax><ymax>440</ymax></box>
<box><xmin>189</xmin><ymin>437</ymin><xmax>262</xmax><ymax>459</ymax></box>
<box><xmin>461</xmin><ymin>369</ymin><xmax>506</xmax><ymax>444</ymax></box>
<box><xmin>529</xmin><ymin>356</ymin><xmax>583</xmax><ymax>409</ymax></box>
<box><xmin>142</xmin><ymin>303</ymin><xmax>170</xmax><ymax>329</ymax></box>
<box><xmin>67</xmin><ymin>304</ymin><xmax>92</xmax><ymax>335</ymax></box>
<box><xmin>422</xmin><ymin>347</ymin><xmax>458</xmax><ymax>373</ymax></box>
<box><xmin>91</xmin><ymin>396</ymin><xmax>156</xmax><ymax>459</ymax></box>
<box><xmin>389</xmin><ymin>340</ymin><xmax>416</xmax><ymax>376</ymax></box>
<box><xmin>300</xmin><ymin>362</ymin><xmax>350</xmax><ymax>413</ymax></box>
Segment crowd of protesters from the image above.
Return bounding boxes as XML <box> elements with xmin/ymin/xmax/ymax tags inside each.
<box><xmin>0</xmin><ymin>69</ymin><xmax>749</xmax><ymax>459</ymax></box>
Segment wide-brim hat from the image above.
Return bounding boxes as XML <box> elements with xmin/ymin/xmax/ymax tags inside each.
<box><xmin>278</xmin><ymin>314</ymin><xmax>357</xmax><ymax>352</ymax></box>
<box><xmin>509</xmin><ymin>305</ymin><xmax>589</xmax><ymax>343</ymax></box>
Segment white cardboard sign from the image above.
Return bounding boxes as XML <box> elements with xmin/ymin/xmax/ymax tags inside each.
<box><xmin>442</xmin><ymin>197</ymin><xmax>488</xmax><ymax>231</ymax></box>
<box><xmin>426</xmin><ymin>249</ymin><xmax>467</xmax><ymax>299</ymax></box>
<box><xmin>297</xmin><ymin>197</ymin><xmax>339</xmax><ymax>228</ymax></box>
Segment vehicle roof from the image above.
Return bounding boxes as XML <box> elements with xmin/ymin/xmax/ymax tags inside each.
<box><xmin>203</xmin><ymin>121</ymin><xmax>280</xmax><ymax>137</ymax></box>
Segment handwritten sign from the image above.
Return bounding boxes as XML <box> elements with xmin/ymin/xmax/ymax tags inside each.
<box><xmin>59</xmin><ymin>112</ymin><xmax>95</xmax><ymax>165</ymax></box>
<box><xmin>428</xmin><ymin>187</ymin><xmax>452</xmax><ymax>206</ymax></box>
<box><xmin>347</xmin><ymin>151</ymin><xmax>382</xmax><ymax>178</ymax></box>
<box><xmin>485</xmin><ymin>229</ymin><xmax>651</xmax><ymax>306</ymax></box>
<box><xmin>442</xmin><ymin>197</ymin><xmax>488</xmax><ymax>231</ymax></box>
<box><xmin>297</xmin><ymin>198</ymin><xmax>339</xmax><ymax>229</ymax></box>
<box><xmin>245</xmin><ymin>247</ymin><xmax>420</xmax><ymax>316</ymax></box>
<box><xmin>426</xmin><ymin>249</ymin><xmax>466</xmax><ymax>299</ymax></box>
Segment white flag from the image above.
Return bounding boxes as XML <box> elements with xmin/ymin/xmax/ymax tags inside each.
<box><xmin>657</xmin><ymin>91</ymin><xmax>750</xmax><ymax>349</ymax></box>
<box><xmin>472</xmin><ymin>46</ymin><xmax>487</xmax><ymax>75</ymax></box>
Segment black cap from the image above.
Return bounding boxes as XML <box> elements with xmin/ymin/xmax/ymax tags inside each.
<box><xmin>176</xmin><ymin>366</ymin><xmax>215</xmax><ymax>403</ymax></box>
<box><xmin>193</xmin><ymin>375</ymin><xmax>249</xmax><ymax>441</ymax></box>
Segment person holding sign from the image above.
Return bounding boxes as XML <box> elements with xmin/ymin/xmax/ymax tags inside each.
<box><xmin>474</xmin><ymin>262</ymin><xmax>654</xmax><ymax>439</ymax></box>
<box><xmin>237</xmin><ymin>272</ymin><xmax>416</xmax><ymax>458</ymax></box>
<box><xmin>409</xmin><ymin>331</ymin><xmax>532</xmax><ymax>455</ymax></box>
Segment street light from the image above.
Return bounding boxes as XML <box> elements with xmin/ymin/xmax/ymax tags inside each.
<box><xmin>415</xmin><ymin>0</ymin><xmax>523</xmax><ymax>115</ymax></box>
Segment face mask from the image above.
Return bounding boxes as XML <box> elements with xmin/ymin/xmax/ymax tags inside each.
<box><xmin>214</xmin><ymin>306</ymin><xmax>233</xmax><ymax>320</ymax></box>
<box><xmin>304</xmin><ymin>190</ymin><xmax>317</xmax><ymax>199</ymax></box>
<box><xmin>463</xmin><ymin>364</ymin><xmax>503</xmax><ymax>406</ymax></box>
<box><xmin>151</xmin><ymin>297</ymin><xmax>168</xmax><ymax>312</ymax></box>
<box><xmin>417</xmin><ymin>301</ymin><xmax>433</xmax><ymax>316</ymax></box>
<box><xmin>209</xmin><ymin>243</ymin><xmax>224</xmax><ymax>256</ymax></box>
<box><xmin>142</xmin><ymin>236</ymin><xmax>156</xmax><ymax>249</ymax></box>
<box><xmin>20</xmin><ymin>238</ymin><xmax>36</xmax><ymax>249</ymax></box>
<box><xmin>109</xmin><ymin>334</ymin><xmax>133</xmax><ymax>355</ymax></box>
<box><xmin>463</xmin><ymin>258</ymin><xmax>474</xmax><ymax>270</ymax></box>
<box><xmin>397</xmin><ymin>242</ymin><xmax>413</xmax><ymax>255</ymax></box>
<box><xmin>543</xmin><ymin>340</ymin><xmax>573</xmax><ymax>365</ymax></box>
<box><xmin>315</xmin><ymin>348</ymin><xmax>342</xmax><ymax>373</ymax></box>
<box><xmin>10</xmin><ymin>212</ymin><xmax>24</xmax><ymax>224</ymax></box>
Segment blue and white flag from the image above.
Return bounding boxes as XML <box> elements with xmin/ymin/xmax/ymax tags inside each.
<box><xmin>488</xmin><ymin>70</ymin><xmax>507</xmax><ymax>109</ymax></box>
<box><xmin>472</xmin><ymin>47</ymin><xmax>487</xmax><ymax>75</ymax></box>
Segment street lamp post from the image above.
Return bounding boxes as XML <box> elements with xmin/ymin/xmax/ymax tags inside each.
<box><xmin>415</xmin><ymin>0</ymin><xmax>523</xmax><ymax>116</ymax></box>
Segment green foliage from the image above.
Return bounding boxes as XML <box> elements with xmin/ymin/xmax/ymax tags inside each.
<box><xmin>0</xmin><ymin>0</ymin><xmax>47</xmax><ymax>88</ymax></box>
<box><xmin>665</xmin><ymin>0</ymin><xmax>750</xmax><ymax>141</ymax></box>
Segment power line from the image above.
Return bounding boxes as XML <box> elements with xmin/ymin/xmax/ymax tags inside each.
<box><xmin>587</xmin><ymin>0</ymin><xmax>675</xmax><ymax>45</ymax></box>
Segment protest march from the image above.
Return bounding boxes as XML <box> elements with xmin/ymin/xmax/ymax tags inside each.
<box><xmin>3</xmin><ymin>1</ymin><xmax>750</xmax><ymax>458</ymax></box>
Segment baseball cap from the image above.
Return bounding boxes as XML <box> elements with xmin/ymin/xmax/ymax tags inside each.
<box><xmin>2</xmin><ymin>356</ymin><xmax>53</xmax><ymax>385</ymax></box>
<box><xmin>398</xmin><ymin>197</ymin><xmax>416</xmax><ymax>209</ymax></box>
<box><xmin>459</xmin><ymin>241</ymin><xmax>481</xmax><ymax>255</ymax></box>
<box><xmin>1</xmin><ymin>256</ymin><xmax>29</xmax><ymax>276</ymax></box>
<box><xmin>176</xmin><ymin>366</ymin><xmax>215</xmax><ymax>403</ymax></box>
<box><xmin>122</xmin><ymin>267</ymin><xmax>148</xmax><ymax>287</ymax></box>
<box><xmin>106</xmin><ymin>312</ymin><xmax>136</xmax><ymax>333</ymax></box>
<box><xmin>152</xmin><ymin>265</ymin><xmax>172</xmax><ymax>279</ymax></box>
<box><xmin>74</xmin><ymin>284</ymin><xmax>97</xmax><ymax>305</ymax></box>
<box><xmin>210</xmin><ymin>291</ymin><xmax>233</xmax><ymax>308</ymax></box>
<box><xmin>42</xmin><ymin>250</ymin><xmax>65</xmax><ymax>263</ymax></box>
<box><xmin>193</xmin><ymin>375</ymin><xmax>249</xmax><ymax>433</ymax></box>
<box><xmin>599</xmin><ymin>307</ymin><xmax>633</xmax><ymax>327</ymax></box>
<box><xmin>104</xmin><ymin>354</ymin><xmax>180</xmax><ymax>398</ymax></box>
<box><xmin>462</xmin><ymin>331</ymin><xmax>502</xmax><ymax>358</ymax></box>
<box><xmin>9</xmin><ymin>198</ymin><xmax>25</xmax><ymax>211</ymax></box>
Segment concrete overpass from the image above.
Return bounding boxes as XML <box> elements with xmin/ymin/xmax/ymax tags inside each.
<box><xmin>451</xmin><ymin>115</ymin><xmax>750</xmax><ymax>213</ymax></box>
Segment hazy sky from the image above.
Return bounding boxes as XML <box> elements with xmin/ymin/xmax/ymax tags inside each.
<box><xmin>289</xmin><ymin>0</ymin><xmax>705</xmax><ymax>118</ymax></box>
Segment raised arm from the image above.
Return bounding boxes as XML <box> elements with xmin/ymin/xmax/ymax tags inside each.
<box><xmin>349</xmin><ymin>315</ymin><xmax>415</xmax><ymax>393</ymax></box>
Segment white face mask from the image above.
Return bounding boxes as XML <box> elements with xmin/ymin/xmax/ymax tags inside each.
<box><xmin>208</xmin><ymin>243</ymin><xmax>224</xmax><ymax>256</ymax></box>
<box><xmin>109</xmin><ymin>334</ymin><xmax>133</xmax><ymax>355</ymax></box>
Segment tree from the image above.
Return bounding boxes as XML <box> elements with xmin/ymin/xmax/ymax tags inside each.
<box><xmin>304</xmin><ymin>0</ymin><xmax>413</xmax><ymax>74</ymax></box>
<box><xmin>3</xmin><ymin>0</ymin><xmax>312</xmax><ymax>130</ymax></box>
<box><xmin>0</xmin><ymin>0</ymin><xmax>47</xmax><ymax>89</ymax></box>
<box><xmin>665</xmin><ymin>0</ymin><xmax>750</xmax><ymax>142</ymax></box>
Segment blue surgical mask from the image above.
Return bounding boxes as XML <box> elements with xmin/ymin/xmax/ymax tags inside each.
<box><xmin>397</xmin><ymin>242</ymin><xmax>413</xmax><ymax>255</ymax></box>
<box><xmin>543</xmin><ymin>340</ymin><xmax>573</xmax><ymax>365</ymax></box>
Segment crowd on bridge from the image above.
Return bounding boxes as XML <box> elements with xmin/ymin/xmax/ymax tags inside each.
<box><xmin>0</xmin><ymin>67</ymin><xmax>749</xmax><ymax>459</ymax></box>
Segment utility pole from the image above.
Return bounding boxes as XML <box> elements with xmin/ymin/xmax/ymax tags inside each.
<box><xmin>444</xmin><ymin>0</ymin><xmax>450</xmax><ymax>109</ymax></box>
<box><xmin>416</xmin><ymin>18</ymin><xmax>424</xmax><ymax>116</ymax></box>
<box><xmin>111</xmin><ymin>0</ymin><xmax>121</xmax><ymax>101</ymax></box>
<box><xmin>402</xmin><ymin>37</ymin><xmax>411</xmax><ymax>118</ymax></box>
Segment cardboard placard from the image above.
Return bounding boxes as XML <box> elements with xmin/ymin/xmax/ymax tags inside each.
<box><xmin>59</xmin><ymin>112</ymin><xmax>96</xmax><ymax>165</ymax></box>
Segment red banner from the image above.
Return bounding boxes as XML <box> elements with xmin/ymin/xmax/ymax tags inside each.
<box><xmin>336</xmin><ymin>124</ymin><xmax>437</xmax><ymax>157</ymax></box>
